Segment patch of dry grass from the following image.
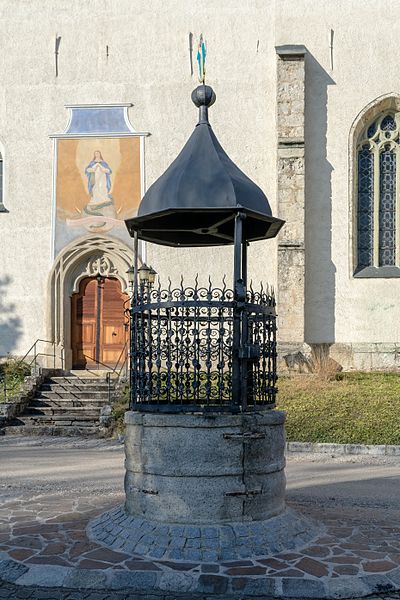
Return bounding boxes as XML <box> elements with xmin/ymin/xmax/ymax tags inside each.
<box><xmin>276</xmin><ymin>372</ymin><xmax>400</xmax><ymax>444</ymax></box>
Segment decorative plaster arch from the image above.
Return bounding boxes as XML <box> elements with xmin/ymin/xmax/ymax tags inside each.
<box><xmin>348</xmin><ymin>93</ymin><xmax>400</xmax><ymax>275</ymax></box>
<box><xmin>47</xmin><ymin>235</ymin><xmax>134</xmax><ymax>369</ymax></box>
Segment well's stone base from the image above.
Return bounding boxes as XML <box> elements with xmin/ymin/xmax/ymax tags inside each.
<box><xmin>124</xmin><ymin>410</ymin><xmax>286</xmax><ymax>524</ymax></box>
<box><xmin>88</xmin><ymin>504</ymin><xmax>322</xmax><ymax>561</ymax></box>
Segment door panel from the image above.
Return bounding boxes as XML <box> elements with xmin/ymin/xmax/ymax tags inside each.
<box><xmin>103</xmin><ymin>324</ymin><xmax>125</xmax><ymax>345</ymax></box>
<box><xmin>71</xmin><ymin>276</ymin><xmax>128</xmax><ymax>369</ymax></box>
<box><xmin>82</xmin><ymin>323</ymin><xmax>95</xmax><ymax>343</ymax></box>
<box><xmin>101</xmin><ymin>278</ymin><xmax>128</xmax><ymax>366</ymax></box>
<box><xmin>71</xmin><ymin>278</ymin><xmax>98</xmax><ymax>368</ymax></box>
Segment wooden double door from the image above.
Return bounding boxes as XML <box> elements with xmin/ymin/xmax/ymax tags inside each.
<box><xmin>71</xmin><ymin>277</ymin><xmax>129</xmax><ymax>369</ymax></box>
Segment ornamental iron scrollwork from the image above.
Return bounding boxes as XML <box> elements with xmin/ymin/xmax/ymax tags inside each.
<box><xmin>129</xmin><ymin>277</ymin><xmax>277</xmax><ymax>413</ymax></box>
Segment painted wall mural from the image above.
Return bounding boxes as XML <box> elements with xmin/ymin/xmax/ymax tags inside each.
<box><xmin>52</xmin><ymin>105</ymin><xmax>147</xmax><ymax>257</ymax></box>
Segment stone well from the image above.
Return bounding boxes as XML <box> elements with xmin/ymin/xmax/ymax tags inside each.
<box><xmin>88</xmin><ymin>408</ymin><xmax>321</xmax><ymax>560</ymax></box>
<box><xmin>124</xmin><ymin>410</ymin><xmax>286</xmax><ymax>524</ymax></box>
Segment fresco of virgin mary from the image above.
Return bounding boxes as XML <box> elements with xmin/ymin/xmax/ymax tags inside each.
<box><xmin>84</xmin><ymin>150</ymin><xmax>117</xmax><ymax>218</ymax></box>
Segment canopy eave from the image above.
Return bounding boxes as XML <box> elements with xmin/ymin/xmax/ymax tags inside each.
<box><xmin>125</xmin><ymin>207</ymin><xmax>285</xmax><ymax>247</ymax></box>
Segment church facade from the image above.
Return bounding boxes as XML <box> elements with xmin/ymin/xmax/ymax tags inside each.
<box><xmin>0</xmin><ymin>0</ymin><xmax>399</xmax><ymax>371</ymax></box>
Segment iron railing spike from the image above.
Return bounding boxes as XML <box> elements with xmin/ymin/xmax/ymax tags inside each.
<box><xmin>207</xmin><ymin>275</ymin><xmax>212</xmax><ymax>300</ymax></box>
<box><xmin>157</xmin><ymin>277</ymin><xmax>161</xmax><ymax>301</ymax></box>
<box><xmin>221</xmin><ymin>274</ymin><xmax>227</xmax><ymax>299</ymax></box>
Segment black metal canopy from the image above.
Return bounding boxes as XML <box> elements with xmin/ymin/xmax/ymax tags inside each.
<box><xmin>125</xmin><ymin>85</ymin><xmax>284</xmax><ymax>247</ymax></box>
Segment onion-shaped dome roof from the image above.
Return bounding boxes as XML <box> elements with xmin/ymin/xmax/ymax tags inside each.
<box><xmin>125</xmin><ymin>85</ymin><xmax>284</xmax><ymax>247</ymax></box>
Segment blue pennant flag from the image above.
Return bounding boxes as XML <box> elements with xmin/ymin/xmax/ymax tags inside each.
<box><xmin>197</xmin><ymin>34</ymin><xmax>206</xmax><ymax>83</ymax></box>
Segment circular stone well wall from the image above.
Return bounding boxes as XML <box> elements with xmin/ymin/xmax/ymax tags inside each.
<box><xmin>124</xmin><ymin>410</ymin><xmax>286</xmax><ymax>524</ymax></box>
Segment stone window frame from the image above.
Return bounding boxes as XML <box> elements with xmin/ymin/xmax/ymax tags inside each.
<box><xmin>350</xmin><ymin>94</ymin><xmax>400</xmax><ymax>278</ymax></box>
<box><xmin>0</xmin><ymin>141</ymin><xmax>8</xmax><ymax>213</ymax></box>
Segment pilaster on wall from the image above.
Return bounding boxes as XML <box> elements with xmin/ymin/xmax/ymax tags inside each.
<box><xmin>275</xmin><ymin>45</ymin><xmax>306</xmax><ymax>349</ymax></box>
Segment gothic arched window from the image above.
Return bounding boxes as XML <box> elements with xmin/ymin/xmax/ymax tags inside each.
<box><xmin>356</xmin><ymin>113</ymin><xmax>399</xmax><ymax>273</ymax></box>
<box><xmin>0</xmin><ymin>152</ymin><xmax>7</xmax><ymax>213</ymax></box>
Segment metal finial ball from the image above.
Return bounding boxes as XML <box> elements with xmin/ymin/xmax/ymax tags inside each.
<box><xmin>191</xmin><ymin>85</ymin><xmax>216</xmax><ymax>108</ymax></box>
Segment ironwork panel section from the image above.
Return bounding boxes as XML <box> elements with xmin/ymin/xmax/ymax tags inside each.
<box><xmin>357</xmin><ymin>145</ymin><xmax>374</xmax><ymax>268</ymax></box>
<box><xmin>130</xmin><ymin>280</ymin><xmax>277</xmax><ymax>412</ymax></box>
<box><xmin>379</xmin><ymin>147</ymin><xmax>396</xmax><ymax>266</ymax></box>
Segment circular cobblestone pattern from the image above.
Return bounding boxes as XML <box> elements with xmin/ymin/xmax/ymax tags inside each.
<box><xmin>88</xmin><ymin>505</ymin><xmax>321</xmax><ymax>561</ymax></box>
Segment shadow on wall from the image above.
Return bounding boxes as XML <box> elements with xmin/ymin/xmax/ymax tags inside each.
<box><xmin>0</xmin><ymin>275</ymin><xmax>23</xmax><ymax>356</ymax></box>
<box><xmin>304</xmin><ymin>53</ymin><xmax>336</xmax><ymax>346</ymax></box>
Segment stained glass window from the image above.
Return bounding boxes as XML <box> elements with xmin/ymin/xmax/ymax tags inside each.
<box><xmin>381</xmin><ymin>115</ymin><xmax>396</xmax><ymax>131</ymax></box>
<box><xmin>357</xmin><ymin>146</ymin><xmax>374</xmax><ymax>268</ymax></box>
<box><xmin>0</xmin><ymin>154</ymin><xmax>3</xmax><ymax>204</ymax></box>
<box><xmin>0</xmin><ymin>153</ymin><xmax>5</xmax><ymax>213</ymax></box>
<box><xmin>356</xmin><ymin>113</ymin><xmax>398</xmax><ymax>271</ymax></box>
<box><xmin>379</xmin><ymin>148</ymin><xmax>396</xmax><ymax>265</ymax></box>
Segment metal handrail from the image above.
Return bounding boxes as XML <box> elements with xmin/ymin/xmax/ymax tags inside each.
<box><xmin>0</xmin><ymin>337</ymin><xmax>129</xmax><ymax>404</ymax></box>
<box><xmin>81</xmin><ymin>354</ymin><xmax>116</xmax><ymax>372</ymax></box>
<box><xmin>81</xmin><ymin>341</ymin><xmax>129</xmax><ymax>404</ymax></box>
<box><xmin>107</xmin><ymin>349</ymin><xmax>129</xmax><ymax>406</ymax></box>
<box><xmin>1</xmin><ymin>339</ymin><xmax>65</xmax><ymax>402</ymax></box>
<box><xmin>18</xmin><ymin>339</ymin><xmax>65</xmax><ymax>374</ymax></box>
<box><xmin>81</xmin><ymin>340</ymin><xmax>128</xmax><ymax>375</ymax></box>
<box><xmin>114</xmin><ymin>347</ymin><xmax>130</xmax><ymax>385</ymax></box>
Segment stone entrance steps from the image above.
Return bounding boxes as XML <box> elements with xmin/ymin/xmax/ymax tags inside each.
<box><xmin>40</xmin><ymin>382</ymin><xmax>110</xmax><ymax>389</ymax></box>
<box><xmin>37</xmin><ymin>391</ymin><xmax>109</xmax><ymax>400</ymax></box>
<box><xmin>31</xmin><ymin>399</ymin><xmax>106</xmax><ymax>408</ymax></box>
<box><xmin>24</xmin><ymin>407</ymin><xmax>102</xmax><ymax>417</ymax></box>
<box><xmin>4</xmin><ymin>372</ymin><xmax>116</xmax><ymax>437</ymax></box>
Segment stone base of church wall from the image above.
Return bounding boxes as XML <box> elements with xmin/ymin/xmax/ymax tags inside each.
<box><xmin>278</xmin><ymin>341</ymin><xmax>400</xmax><ymax>373</ymax></box>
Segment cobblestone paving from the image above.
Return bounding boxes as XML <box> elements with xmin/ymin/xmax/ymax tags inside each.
<box><xmin>0</xmin><ymin>495</ymin><xmax>120</xmax><ymax>569</ymax></box>
<box><xmin>88</xmin><ymin>505</ymin><xmax>321</xmax><ymax>561</ymax></box>
<box><xmin>1</xmin><ymin>438</ymin><xmax>400</xmax><ymax>598</ymax></box>
<box><xmin>1</xmin><ymin>493</ymin><xmax>400</xmax><ymax>598</ymax></box>
<box><xmin>1</xmin><ymin>579</ymin><xmax>400</xmax><ymax>600</ymax></box>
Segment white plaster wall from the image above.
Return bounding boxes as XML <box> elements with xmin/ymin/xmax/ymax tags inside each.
<box><xmin>275</xmin><ymin>0</ymin><xmax>400</xmax><ymax>346</ymax></box>
<box><xmin>2</xmin><ymin>0</ymin><xmax>399</xmax><ymax>358</ymax></box>
<box><xmin>0</xmin><ymin>0</ymin><xmax>278</xmax><ymax>356</ymax></box>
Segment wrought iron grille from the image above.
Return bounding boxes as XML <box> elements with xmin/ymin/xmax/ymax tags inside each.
<box><xmin>130</xmin><ymin>278</ymin><xmax>277</xmax><ymax>413</ymax></box>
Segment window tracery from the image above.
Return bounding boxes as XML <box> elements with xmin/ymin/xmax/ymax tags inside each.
<box><xmin>0</xmin><ymin>153</ymin><xmax>6</xmax><ymax>213</ymax></box>
<box><xmin>356</xmin><ymin>112</ymin><xmax>400</xmax><ymax>271</ymax></box>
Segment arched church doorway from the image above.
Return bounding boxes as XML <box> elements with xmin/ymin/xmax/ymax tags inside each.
<box><xmin>47</xmin><ymin>235</ymin><xmax>136</xmax><ymax>371</ymax></box>
<box><xmin>71</xmin><ymin>276</ymin><xmax>129</xmax><ymax>369</ymax></box>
